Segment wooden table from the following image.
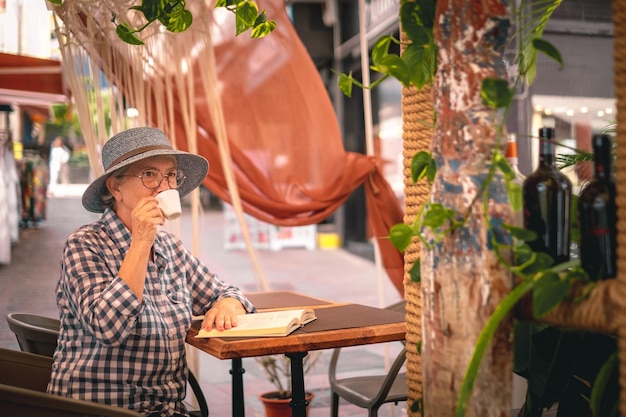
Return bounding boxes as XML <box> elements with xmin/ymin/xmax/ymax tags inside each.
<box><xmin>185</xmin><ymin>291</ymin><xmax>406</xmax><ymax>417</ymax></box>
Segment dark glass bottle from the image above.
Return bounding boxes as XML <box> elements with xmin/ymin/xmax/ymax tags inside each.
<box><xmin>578</xmin><ymin>134</ymin><xmax>616</xmax><ymax>280</ymax></box>
<box><xmin>523</xmin><ymin>127</ymin><xmax>572</xmax><ymax>264</ymax></box>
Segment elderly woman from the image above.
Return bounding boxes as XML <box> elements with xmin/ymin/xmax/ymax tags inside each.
<box><xmin>47</xmin><ymin>127</ymin><xmax>255</xmax><ymax>417</ymax></box>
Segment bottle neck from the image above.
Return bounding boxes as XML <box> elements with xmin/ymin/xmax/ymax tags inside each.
<box><xmin>593</xmin><ymin>135</ymin><xmax>613</xmax><ymax>179</ymax></box>
<box><xmin>538</xmin><ymin>140</ymin><xmax>556</xmax><ymax>165</ymax></box>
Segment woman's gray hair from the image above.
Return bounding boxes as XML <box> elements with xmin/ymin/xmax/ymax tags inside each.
<box><xmin>99</xmin><ymin>165</ymin><xmax>132</xmax><ymax>210</ymax></box>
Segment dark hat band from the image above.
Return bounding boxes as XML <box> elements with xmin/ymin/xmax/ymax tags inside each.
<box><xmin>107</xmin><ymin>145</ymin><xmax>172</xmax><ymax>170</ymax></box>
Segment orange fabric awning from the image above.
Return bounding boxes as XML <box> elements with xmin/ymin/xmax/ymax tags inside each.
<box><xmin>0</xmin><ymin>52</ymin><xmax>67</xmax><ymax>106</ymax></box>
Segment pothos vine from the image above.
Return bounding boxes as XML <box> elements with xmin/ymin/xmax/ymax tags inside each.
<box><xmin>362</xmin><ymin>1</ymin><xmax>613</xmax><ymax>416</ymax></box>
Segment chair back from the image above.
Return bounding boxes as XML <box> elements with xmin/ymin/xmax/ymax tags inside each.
<box><xmin>6</xmin><ymin>313</ymin><xmax>60</xmax><ymax>357</ymax></box>
<box><xmin>0</xmin><ymin>347</ymin><xmax>52</xmax><ymax>392</ymax></box>
<box><xmin>0</xmin><ymin>383</ymin><xmax>143</xmax><ymax>417</ymax></box>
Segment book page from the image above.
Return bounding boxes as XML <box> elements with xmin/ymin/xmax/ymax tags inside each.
<box><xmin>196</xmin><ymin>308</ymin><xmax>315</xmax><ymax>338</ymax></box>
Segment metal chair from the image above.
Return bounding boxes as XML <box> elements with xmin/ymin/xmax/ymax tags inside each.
<box><xmin>6</xmin><ymin>312</ymin><xmax>209</xmax><ymax>417</ymax></box>
<box><xmin>328</xmin><ymin>300</ymin><xmax>408</xmax><ymax>417</ymax></box>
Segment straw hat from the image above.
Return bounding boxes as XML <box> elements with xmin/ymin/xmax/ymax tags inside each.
<box><xmin>82</xmin><ymin>127</ymin><xmax>209</xmax><ymax>213</ymax></box>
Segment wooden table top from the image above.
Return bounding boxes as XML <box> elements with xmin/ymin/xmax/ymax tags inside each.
<box><xmin>186</xmin><ymin>292</ymin><xmax>406</xmax><ymax>360</ymax></box>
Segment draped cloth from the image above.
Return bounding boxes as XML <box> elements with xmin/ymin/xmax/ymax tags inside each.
<box><xmin>51</xmin><ymin>0</ymin><xmax>404</xmax><ymax>296</ymax></box>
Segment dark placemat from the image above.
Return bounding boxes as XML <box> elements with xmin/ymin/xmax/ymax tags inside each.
<box><xmin>245</xmin><ymin>291</ymin><xmax>333</xmax><ymax>310</ymax></box>
<box><xmin>295</xmin><ymin>303</ymin><xmax>405</xmax><ymax>334</ymax></box>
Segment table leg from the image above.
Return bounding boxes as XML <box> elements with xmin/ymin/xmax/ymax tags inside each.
<box><xmin>286</xmin><ymin>351</ymin><xmax>309</xmax><ymax>417</ymax></box>
<box><xmin>230</xmin><ymin>357</ymin><xmax>246</xmax><ymax>417</ymax></box>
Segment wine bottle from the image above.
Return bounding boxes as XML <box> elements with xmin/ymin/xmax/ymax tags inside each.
<box><xmin>578</xmin><ymin>134</ymin><xmax>616</xmax><ymax>280</ymax></box>
<box><xmin>505</xmin><ymin>133</ymin><xmax>525</xmax><ymax>228</ymax></box>
<box><xmin>522</xmin><ymin>127</ymin><xmax>572</xmax><ymax>264</ymax></box>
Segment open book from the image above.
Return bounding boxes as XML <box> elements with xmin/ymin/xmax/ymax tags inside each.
<box><xmin>195</xmin><ymin>308</ymin><xmax>317</xmax><ymax>338</ymax></box>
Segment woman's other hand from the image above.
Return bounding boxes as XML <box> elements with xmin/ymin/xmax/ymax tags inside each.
<box><xmin>201</xmin><ymin>298</ymin><xmax>247</xmax><ymax>332</ymax></box>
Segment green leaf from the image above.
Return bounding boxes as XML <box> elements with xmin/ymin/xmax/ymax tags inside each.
<box><xmin>410</xmin><ymin>398</ymin><xmax>422</xmax><ymax>413</ymax></box>
<box><xmin>389</xmin><ymin>223</ymin><xmax>414</xmax><ymax>251</ymax></box>
<box><xmin>422</xmin><ymin>203</ymin><xmax>455</xmax><ymax>229</ymax></box>
<box><xmin>138</xmin><ymin>0</ymin><xmax>161</xmax><ymax>22</ymax></box>
<box><xmin>495</xmin><ymin>153</ymin><xmax>514</xmax><ymax>181</ymax></box>
<box><xmin>416</xmin><ymin>0</ymin><xmax>436</xmax><ymax>29</ymax></box>
<box><xmin>532</xmin><ymin>271</ymin><xmax>570</xmax><ymax>317</ymax></box>
<box><xmin>590</xmin><ymin>352</ymin><xmax>618</xmax><ymax>417</ymax></box>
<box><xmin>481</xmin><ymin>78</ymin><xmax>513</xmax><ymax>109</ymax></box>
<box><xmin>533</xmin><ymin>37</ymin><xmax>563</xmax><ymax>69</ymax></box>
<box><xmin>373</xmin><ymin>54</ymin><xmax>410</xmax><ymax>86</ymax></box>
<box><xmin>411</xmin><ymin>151</ymin><xmax>435</xmax><ymax>183</ymax></box>
<box><xmin>251</xmin><ymin>20</ymin><xmax>276</xmax><ymax>38</ymax></box>
<box><xmin>254</xmin><ymin>10</ymin><xmax>267</xmax><ymax>25</ymax></box>
<box><xmin>403</xmin><ymin>42</ymin><xmax>436</xmax><ymax>90</ymax></box>
<box><xmin>399</xmin><ymin>2</ymin><xmax>421</xmax><ymax>42</ymax></box>
<box><xmin>236</xmin><ymin>2</ymin><xmax>259</xmax><ymax>35</ymax></box>
<box><xmin>163</xmin><ymin>0</ymin><xmax>185</xmax><ymax>15</ymax></box>
<box><xmin>409</xmin><ymin>258</ymin><xmax>421</xmax><ymax>283</ymax></box>
<box><xmin>522</xmin><ymin>252</ymin><xmax>555</xmax><ymax>275</ymax></box>
<box><xmin>337</xmin><ymin>72</ymin><xmax>354</xmax><ymax>98</ymax></box>
<box><xmin>507</xmin><ymin>181</ymin><xmax>523</xmax><ymax>213</ymax></box>
<box><xmin>503</xmin><ymin>224</ymin><xmax>536</xmax><ymax>243</ymax></box>
<box><xmin>565</xmin><ymin>267</ymin><xmax>589</xmax><ymax>283</ymax></box>
<box><xmin>371</xmin><ymin>36</ymin><xmax>393</xmax><ymax>67</ymax></box>
<box><xmin>115</xmin><ymin>24</ymin><xmax>145</xmax><ymax>45</ymax></box>
<box><xmin>47</xmin><ymin>0</ymin><xmax>63</xmax><ymax>5</ymax></box>
<box><xmin>162</xmin><ymin>9</ymin><xmax>193</xmax><ymax>33</ymax></box>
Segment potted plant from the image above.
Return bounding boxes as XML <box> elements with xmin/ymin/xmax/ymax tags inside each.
<box><xmin>255</xmin><ymin>352</ymin><xmax>320</xmax><ymax>417</ymax></box>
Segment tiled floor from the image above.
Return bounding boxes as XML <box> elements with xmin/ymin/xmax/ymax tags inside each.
<box><xmin>0</xmin><ymin>187</ymin><xmax>407</xmax><ymax>417</ymax></box>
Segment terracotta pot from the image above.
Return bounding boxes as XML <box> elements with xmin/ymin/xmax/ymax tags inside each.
<box><xmin>258</xmin><ymin>391</ymin><xmax>315</xmax><ymax>417</ymax></box>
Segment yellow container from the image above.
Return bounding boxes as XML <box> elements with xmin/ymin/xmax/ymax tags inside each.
<box><xmin>317</xmin><ymin>233</ymin><xmax>341</xmax><ymax>249</ymax></box>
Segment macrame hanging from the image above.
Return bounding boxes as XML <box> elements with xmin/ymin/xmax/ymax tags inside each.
<box><xmin>49</xmin><ymin>0</ymin><xmax>405</xmax><ymax>296</ymax></box>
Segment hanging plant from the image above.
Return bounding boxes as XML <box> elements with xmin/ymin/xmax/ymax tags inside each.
<box><xmin>46</xmin><ymin>0</ymin><xmax>276</xmax><ymax>45</ymax></box>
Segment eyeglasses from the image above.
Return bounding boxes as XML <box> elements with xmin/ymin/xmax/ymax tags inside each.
<box><xmin>121</xmin><ymin>169</ymin><xmax>186</xmax><ymax>190</ymax></box>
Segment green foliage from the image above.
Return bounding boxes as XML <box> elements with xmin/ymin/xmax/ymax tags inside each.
<box><xmin>111</xmin><ymin>0</ymin><xmax>194</xmax><ymax>45</ymax></box>
<box><xmin>389</xmin><ymin>223</ymin><xmax>415</xmax><ymax>251</ymax></box>
<box><xmin>481</xmin><ymin>78</ymin><xmax>514</xmax><ymax>109</ymax></box>
<box><xmin>215</xmin><ymin>0</ymin><xmax>277</xmax><ymax>39</ymax></box>
<box><xmin>514</xmin><ymin>0</ymin><xmax>564</xmax><ymax>84</ymax></box>
<box><xmin>409</xmin><ymin>258</ymin><xmax>421</xmax><ymax>283</ymax></box>
<box><xmin>411</xmin><ymin>151</ymin><xmax>436</xmax><ymax>183</ymax></box>
<box><xmin>50</xmin><ymin>0</ymin><xmax>276</xmax><ymax>45</ymax></box>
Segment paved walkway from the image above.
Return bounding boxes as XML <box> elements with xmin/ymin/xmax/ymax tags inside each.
<box><xmin>0</xmin><ymin>186</ymin><xmax>406</xmax><ymax>417</ymax></box>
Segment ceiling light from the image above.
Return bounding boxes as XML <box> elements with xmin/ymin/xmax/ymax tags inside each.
<box><xmin>580</xmin><ymin>106</ymin><xmax>588</xmax><ymax>113</ymax></box>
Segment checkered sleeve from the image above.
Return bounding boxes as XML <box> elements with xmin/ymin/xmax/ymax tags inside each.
<box><xmin>59</xmin><ymin>227</ymin><xmax>143</xmax><ymax>346</ymax></box>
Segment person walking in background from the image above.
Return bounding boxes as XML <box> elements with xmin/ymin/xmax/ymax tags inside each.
<box><xmin>48</xmin><ymin>136</ymin><xmax>70</xmax><ymax>196</ymax></box>
<box><xmin>47</xmin><ymin>127</ymin><xmax>256</xmax><ymax>416</ymax></box>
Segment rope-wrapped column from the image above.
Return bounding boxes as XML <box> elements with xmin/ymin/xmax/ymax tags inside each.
<box><xmin>402</xmin><ymin>82</ymin><xmax>432</xmax><ymax>416</ymax></box>
<box><xmin>401</xmin><ymin>24</ymin><xmax>433</xmax><ymax>417</ymax></box>
<box><xmin>611</xmin><ymin>2</ymin><xmax>626</xmax><ymax>416</ymax></box>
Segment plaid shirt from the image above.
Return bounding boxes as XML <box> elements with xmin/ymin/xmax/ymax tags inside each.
<box><xmin>47</xmin><ymin>208</ymin><xmax>255</xmax><ymax>416</ymax></box>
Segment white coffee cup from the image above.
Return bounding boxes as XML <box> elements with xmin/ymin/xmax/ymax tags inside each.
<box><xmin>156</xmin><ymin>189</ymin><xmax>182</xmax><ymax>220</ymax></box>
